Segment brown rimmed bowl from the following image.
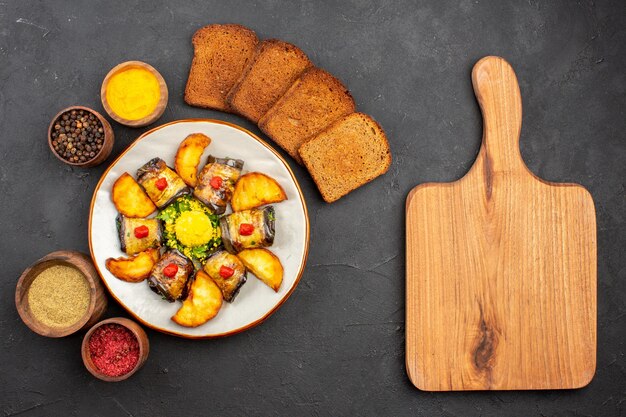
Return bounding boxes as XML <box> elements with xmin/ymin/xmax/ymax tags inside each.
<box><xmin>15</xmin><ymin>250</ymin><xmax>108</xmax><ymax>337</ymax></box>
<box><xmin>48</xmin><ymin>106</ymin><xmax>115</xmax><ymax>168</ymax></box>
<box><xmin>100</xmin><ymin>60</ymin><xmax>168</xmax><ymax>128</ymax></box>
<box><xmin>81</xmin><ymin>317</ymin><xmax>149</xmax><ymax>382</ymax></box>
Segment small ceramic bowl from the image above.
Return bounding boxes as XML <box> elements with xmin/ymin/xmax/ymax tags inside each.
<box><xmin>100</xmin><ymin>61</ymin><xmax>168</xmax><ymax>128</ymax></box>
<box><xmin>81</xmin><ymin>317</ymin><xmax>150</xmax><ymax>382</ymax></box>
<box><xmin>15</xmin><ymin>250</ymin><xmax>108</xmax><ymax>337</ymax></box>
<box><xmin>48</xmin><ymin>106</ymin><xmax>115</xmax><ymax>168</ymax></box>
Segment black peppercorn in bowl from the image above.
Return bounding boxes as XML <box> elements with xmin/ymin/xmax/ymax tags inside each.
<box><xmin>48</xmin><ymin>106</ymin><xmax>114</xmax><ymax>168</ymax></box>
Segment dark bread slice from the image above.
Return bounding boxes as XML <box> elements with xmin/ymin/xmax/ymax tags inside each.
<box><xmin>227</xmin><ymin>39</ymin><xmax>312</xmax><ymax>123</ymax></box>
<box><xmin>258</xmin><ymin>67</ymin><xmax>355</xmax><ymax>163</ymax></box>
<box><xmin>185</xmin><ymin>24</ymin><xmax>259</xmax><ymax>112</ymax></box>
<box><xmin>299</xmin><ymin>113</ymin><xmax>391</xmax><ymax>203</ymax></box>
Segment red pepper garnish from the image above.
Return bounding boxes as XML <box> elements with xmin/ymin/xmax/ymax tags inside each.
<box><xmin>210</xmin><ymin>176</ymin><xmax>223</xmax><ymax>190</ymax></box>
<box><xmin>239</xmin><ymin>223</ymin><xmax>254</xmax><ymax>236</ymax></box>
<box><xmin>133</xmin><ymin>225</ymin><xmax>149</xmax><ymax>239</ymax></box>
<box><xmin>163</xmin><ymin>263</ymin><xmax>178</xmax><ymax>278</ymax></box>
<box><xmin>155</xmin><ymin>177</ymin><xmax>168</xmax><ymax>191</ymax></box>
<box><xmin>219</xmin><ymin>265</ymin><xmax>234</xmax><ymax>278</ymax></box>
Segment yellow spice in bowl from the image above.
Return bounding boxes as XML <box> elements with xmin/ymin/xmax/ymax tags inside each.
<box><xmin>27</xmin><ymin>265</ymin><xmax>90</xmax><ymax>328</ymax></box>
<box><xmin>105</xmin><ymin>67</ymin><xmax>160</xmax><ymax>120</ymax></box>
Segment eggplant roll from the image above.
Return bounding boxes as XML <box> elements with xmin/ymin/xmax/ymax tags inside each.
<box><xmin>219</xmin><ymin>206</ymin><xmax>275</xmax><ymax>254</ymax></box>
<box><xmin>147</xmin><ymin>249</ymin><xmax>194</xmax><ymax>302</ymax></box>
<box><xmin>203</xmin><ymin>250</ymin><xmax>247</xmax><ymax>302</ymax></box>
<box><xmin>116</xmin><ymin>214</ymin><xmax>163</xmax><ymax>255</ymax></box>
<box><xmin>193</xmin><ymin>156</ymin><xmax>244</xmax><ymax>214</ymax></box>
<box><xmin>137</xmin><ymin>158</ymin><xmax>191</xmax><ymax>208</ymax></box>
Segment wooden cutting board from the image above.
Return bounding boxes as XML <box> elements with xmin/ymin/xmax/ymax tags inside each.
<box><xmin>405</xmin><ymin>56</ymin><xmax>597</xmax><ymax>391</ymax></box>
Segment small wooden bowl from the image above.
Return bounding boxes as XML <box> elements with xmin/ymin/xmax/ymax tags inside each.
<box><xmin>100</xmin><ymin>61</ymin><xmax>168</xmax><ymax>128</ymax></box>
<box><xmin>48</xmin><ymin>106</ymin><xmax>115</xmax><ymax>168</ymax></box>
<box><xmin>81</xmin><ymin>317</ymin><xmax>149</xmax><ymax>382</ymax></box>
<box><xmin>15</xmin><ymin>250</ymin><xmax>108</xmax><ymax>337</ymax></box>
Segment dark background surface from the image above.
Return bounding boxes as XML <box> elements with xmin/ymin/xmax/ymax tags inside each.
<box><xmin>1</xmin><ymin>0</ymin><xmax>624</xmax><ymax>416</ymax></box>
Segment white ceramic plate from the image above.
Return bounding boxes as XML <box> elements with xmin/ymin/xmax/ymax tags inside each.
<box><xmin>89</xmin><ymin>119</ymin><xmax>309</xmax><ymax>338</ymax></box>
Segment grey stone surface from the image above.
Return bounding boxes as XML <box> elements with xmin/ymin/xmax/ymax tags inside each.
<box><xmin>1</xmin><ymin>0</ymin><xmax>624</xmax><ymax>416</ymax></box>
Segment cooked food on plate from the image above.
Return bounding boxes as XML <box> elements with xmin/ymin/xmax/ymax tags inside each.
<box><xmin>116</xmin><ymin>214</ymin><xmax>163</xmax><ymax>255</ymax></box>
<box><xmin>203</xmin><ymin>250</ymin><xmax>247</xmax><ymax>302</ymax></box>
<box><xmin>137</xmin><ymin>157</ymin><xmax>191</xmax><ymax>208</ymax></box>
<box><xmin>112</xmin><ymin>172</ymin><xmax>157</xmax><ymax>218</ymax></box>
<box><xmin>174</xmin><ymin>133</ymin><xmax>211</xmax><ymax>187</ymax></box>
<box><xmin>105</xmin><ymin>132</ymin><xmax>289</xmax><ymax>326</ymax></box>
<box><xmin>231</xmin><ymin>172</ymin><xmax>287</xmax><ymax>211</ymax></box>
<box><xmin>105</xmin><ymin>248</ymin><xmax>160</xmax><ymax>283</ymax></box>
<box><xmin>237</xmin><ymin>248</ymin><xmax>283</xmax><ymax>292</ymax></box>
<box><xmin>193</xmin><ymin>156</ymin><xmax>244</xmax><ymax>214</ymax></box>
<box><xmin>220</xmin><ymin>206</ymin><xmax>275</xmax><ymax>254</ymax></box>
<box><xmin>157</xmin><ymin>195</ymin><xmax>221</xmax><ymax>263</ymax></box>
<box><xmin>172</xmin><ymin>270</ymin><xmax>223</xmax><ymax>327</ymax></box>
<box><xmin>147</xmin><ymin>249</ymin><xmax>195</xmax><ymax>302</ymax></box>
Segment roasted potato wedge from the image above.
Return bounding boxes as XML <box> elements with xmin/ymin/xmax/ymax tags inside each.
<box><xmin>172</xmin><ymin>270</ymin><xmax>223</xmax><ymax>327</ymax></box>
<box><xmin>105</xmin><ymin>248</ymin><xmax>160</xmax><ymax>283</ymax></box>
<box><xmin>112</xmin><ymin>172</ymin><xmax>157</xmax><ymax>218</ymax></box>
<box><xmin>237</xmin><ymin>248</ymin><xmax>283</xmax><ymax>291</ymax></box>
<box><xmin>231</xmin><ymin>172</ymin><xmax>287</xmax><ymax>211</ymax></box>
<box><xmin>174</xmin><ymin>133</ymin><xmax>211</xmax><ymax>187</ymax></box>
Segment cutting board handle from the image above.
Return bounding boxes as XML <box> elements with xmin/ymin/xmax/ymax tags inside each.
<box><xmin>471</xmin><ymin>56</ymin><xmax>526</xmax><ymax>175</ymax></box>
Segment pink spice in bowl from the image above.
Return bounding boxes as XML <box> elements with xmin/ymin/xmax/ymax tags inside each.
<box><xmin>81</xmin><ymin>317</ymin><xmax>149</xmax><ymax>382</ymax></box>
